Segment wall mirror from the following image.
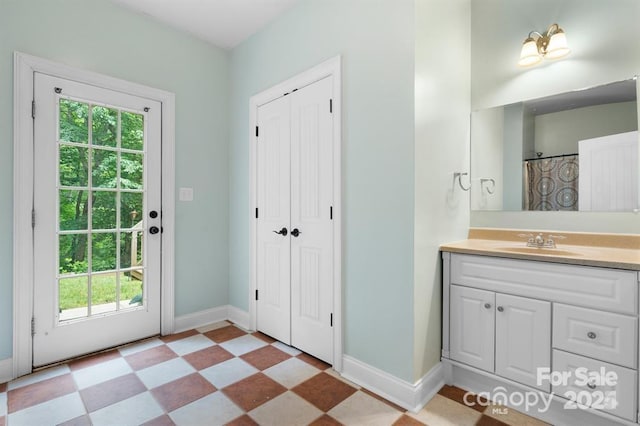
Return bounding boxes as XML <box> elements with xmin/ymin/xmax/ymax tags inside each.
<box><xmin>471</xmin><ymin>78</ymin><xmax>639</xmax><ymax>212</ymax></box>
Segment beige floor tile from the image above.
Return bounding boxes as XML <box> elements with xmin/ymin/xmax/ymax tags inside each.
<box><xmin>409</xmin><ymin>394</ymin><xmax>483</xmax><ymax>426</ymax></box>
<box><xmin>328</xmin><ymin>391</ymin><xmax>403</xmax><ymax>426</ymax></box>
<box><xmin>484</xmin><ymin>403</ymin><xmax>551</xmax><ymax>426</ymax></box>
<box><xmin>249</xmin><ymin>391</ymin><xmax>322</xmax><ymax>426</ymax></box>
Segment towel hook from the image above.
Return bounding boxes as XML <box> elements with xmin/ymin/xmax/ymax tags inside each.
<box><xmin>480</xmin><ymin>178</ymin><xmax>496</xmax><ymax>194</ymax></box>
<box><xmin>454</xmin><ymin>172</ymin><xmax>471</xmax><ymax>191</ymax></box>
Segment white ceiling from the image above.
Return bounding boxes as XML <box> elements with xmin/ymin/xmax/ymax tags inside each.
<box><xmin>110</xmin><ymin>0</ymin><xmax>299</xmax><ymax>50</ymax></box>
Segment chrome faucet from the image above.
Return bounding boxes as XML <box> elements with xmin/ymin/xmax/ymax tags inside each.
<box><xmin>518</xmin><ymin>233</ymin><xmax>564</xmax><ymax>248</ymax></box>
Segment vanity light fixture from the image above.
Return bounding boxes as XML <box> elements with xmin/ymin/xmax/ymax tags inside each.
<box><xmin>518</xmin><ymin>23</ymin><xmax>571</xmax><ymax>67</ymax></box>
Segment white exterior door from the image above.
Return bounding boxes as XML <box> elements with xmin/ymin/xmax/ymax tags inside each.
<box><xmin>256</xmin><ymin>95</ymin><xmax>292</xmax><ymax>345</ymax></box>
<box><xmin>290</xmin><ymin>77</ymin><xmax>334</xmax><ymax>363</ymax></box>
<box><xmin>450</xmin><ymin>285</ymin><xmax>495</xmax><ymax>372</ymax></box>
<box><xmin>495</xmin><ymin>294</ymin><xmax>551</xmax><ymax>391</ymax></box>
<box><xmin>33</xmin><ymin>73</ymin><xmax>162</xmax><ymax>366</ymax></box>
<box><xmin>256</xmin><ymin>76</ymin><xmax>334</xmax><ymax>363</ymax></box>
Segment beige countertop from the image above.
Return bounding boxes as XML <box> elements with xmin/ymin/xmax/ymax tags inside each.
<box><xmin>440</xmin><ymin>228</ymin><xmax>640</xmax><ymax>271</ymax></box>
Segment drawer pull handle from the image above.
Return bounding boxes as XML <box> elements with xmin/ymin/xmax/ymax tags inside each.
<box><xmin>587</xmin><ymin>381</ymin><xmax>596</xmax><ymax>390</ymax></box>
<box><xmin>587</xmin><ymin>332</ymin><xmax>597</xmax><ymax>340</ymax></box>
<box><xmin>484</xmin><ymin>303</ymin><xmax>491</xmax><ymax>309</ymax></box>
<box><xmin>497</xmin><ymin>306</ymin><xmax>504</xmax><ymax>312</ymax></box>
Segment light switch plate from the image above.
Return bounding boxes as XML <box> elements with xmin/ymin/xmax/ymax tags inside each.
<box><xmin>179</xmin><ymin>187</ymin><xmax>194</xmax><ymax>201</ymax></box>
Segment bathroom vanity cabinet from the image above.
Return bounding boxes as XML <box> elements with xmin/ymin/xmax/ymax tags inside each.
<box><xmin>442</xmin><ymin>252</ymin><xmax>640</xmax><ymax>424</ymax></box>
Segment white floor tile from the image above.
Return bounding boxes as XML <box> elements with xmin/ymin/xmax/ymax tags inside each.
<box><xmin>328</xmin><ymin>391</ymin><xmax>403</xmax><ymax>426</ymax></box>
<box><xmin>169</xmin><ymin>392</ymin><xmax>243</xmax><ymax>425</ymax></box>
<box><xmin>8</xmin><ymin>365</ymin><xmax>70</xmax><ymax>390</ymax></box>
<box><xmin>263</xmin><ymin>357</ymin><xmax>320</xmax><ymax>388</ymax></box>
<box><xmin>8</xmin><ymin>392</ymin><xmax>85</xmax><ymax>426</ymax></box>
<box><xmin>272</xmin><ymin>341</ymin><xmax>302</xmax><ymax>356</ymax></box>
<box><xmin>219</xmin><ymin>334</ymin><xmax>268</xmax><ymax>356</ymax></box>
<box><xmin>90</xmin><ymin>392</ymin><xmax>164</xmax><ymax>426</ymax></box>
<box><xmin>72</xmin><ymin>357</ymin><xmax>132</xmax><ymax>389</ymax></box>
<box><xmin>118</xmin><ymin>338</ymin><xmax>164</xmax><ymax>357</ymax></box>
<box><xmin>199</xmin><ymin>358</ymin><xmax>258</xmax><ymax>389</ymax></box>
<box><xmin>249</xmin><ymin>391</ymin><xmax>323</xmax><ymax>426</ymax></box>
<box><xmin>0</xmin><ymin>392</ymin><xmax>6</xmax><ymax>417</ymax></box>
<box><xmin>196</xmin><ymin>321</ymin><xmax>231</xmax><ymax>333</ymax></box>
<box><xmin>136</xmin><ymin>357</ymin><xmax>196</xmax><ymax>389</ymax></box>
<box><xmin>166</xmin><ymin>334</ymin><xmax>216</xmax><ymax>356</ymax></box>
<box><xmin>409</xmin><ymin>394</ymin><xmax>484</xmax><ymax>426</ymax></box>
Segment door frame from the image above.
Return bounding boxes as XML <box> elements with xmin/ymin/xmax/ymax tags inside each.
<box><xmin>248</xmin><ymin>56</ymin><xmax>343</xmax><ymax>372</ymax></box>
<box><xmin>13</xmin><ymin>52</ymin><xmax>176</xmax><ymax>378</ymax></box>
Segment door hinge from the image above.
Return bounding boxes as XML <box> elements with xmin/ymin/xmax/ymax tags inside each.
<box><xmin>330</xmin><ymin>313</ymin><xmax>333</xmax><ymax>327</ymax></box>
<box><xmin>330</xmin><ymin>206</ymin><xmax>333</xmax><ymax>220</ymax></box>
<box><xmin>329</xmin><ymin>99</ymin><xmax>333</xmax><ymax>113</ymax></box>
<box><xmin>31</xmin><ymin>100</ymin><xmax>36</xmax><ymax>119</ymax></box>
<box><xmin>31</xmin><ymin>209</ymin><xmax>35</xmax><ymax>228</ymax></box>
<box><xmin>256</xmin><ymin>126</ymin><xmax>259</xmax><ymax>137</ymax></box>
<box><xmin>255</xmin><ymin>289</ymin><xmax>259</xmax><ymax>301</ymax></box>
<box><xmin>255</xmin><ymin>207</ymin><xmax>259</xmax><ymax>219</ymax></box>
<box><xmin>31</xmin><ymin>316</ymin><xmax>35</xmax><ymax>336</ymax></box>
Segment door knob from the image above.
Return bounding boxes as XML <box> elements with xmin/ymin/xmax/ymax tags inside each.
<box><xmin>149</xmin><ymin>210</ymin><xmax>158</xmax><ymax>219</ymax></box>
<box><xmin>273</xmin><ymin>227</ymin><xmax>288</xmax><ymax>236</ymax></box>
<box><xmin>291</xmin><ymin>228</ymin><xmax>301</xmax><ymax>237</ymax></box>
<box><xmin>149</xmin><ymin>226</ymin><xmax>160</xmax><ymax>235</ymax></box>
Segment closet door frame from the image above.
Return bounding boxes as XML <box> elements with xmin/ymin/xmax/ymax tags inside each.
<box><xmin>249</xmin><ymin>55</ymin><xmax>342</xmax><ymax>372</ymax></box>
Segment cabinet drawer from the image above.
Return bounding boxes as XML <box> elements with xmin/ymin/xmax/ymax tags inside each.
<box><xmin>553</xmin><ymin>304</ymin><xmax>637</xmax><ymax>369</ymax></box>
<box><xmin>450</xmin><ymin>254</ymin><xmax>637</xmax><ymax>314</ymax></box>
<box><xmin>552</xmin><ymin>350</ymin><xmax>637</xmax><ymax>422</ymax></box>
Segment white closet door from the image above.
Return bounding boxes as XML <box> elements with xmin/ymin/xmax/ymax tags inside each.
<box><xmin>256</xmin><ymin>96</ymin><xmax>292</xmax><ymax>345</ymax></box>
<box><xmin>290</xmin><ymin>76</ymin><xmax>334</xmax><ymax>363</ymax></box>
<box><xmin>579</xmin><ymin>131</ymin><xmax>639</xmax><ymax>211</ymax></box>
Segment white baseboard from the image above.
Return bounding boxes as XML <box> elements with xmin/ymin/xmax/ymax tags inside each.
<box><xmin>227</xmin><ymin>305</ymin><xmax>250</xmax><ymax>330</ymax></box>
<box><xmin>341</xmin><ymin>355</ymin><xmax>444</xmax><ymax>413</ymax></box>
<box><xmin>0</xmin><ymin>357</ymin><xmax>12</xmax><ymax>384</ymax></box>
<box><xmin>174</xmin><ymin>305</ymin><xmax>229</xmax><ymax>333</ymax></box>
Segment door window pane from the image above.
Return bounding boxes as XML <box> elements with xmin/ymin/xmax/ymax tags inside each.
<box><xmin>121</xmin><ymin>192</ymin><xmax>143</xmax><ymax>229</ymax></box>
<box><xmin>91</xmin><ymin>272</ymin><xmax>118</xmax><ymax>315</ymax></box>
<box><xmin>59</xmin><ymin>234</ymin><xmax>88</xmax><ymax>275</ymax></box>
<box><xmin>92</xmin><ymin>233</ymin><xmax>117</xmax><ymax>272</ymax></box>
<box><xmin>92</xmin><ymin>106</ymin><xmax>118</xmax><ymax>147</ymax></box>
<box><xmin>92</xmin><ymin>149</ymin><xmax>118</xmax><ymax>188</ymax></box>
<box><xmin>122</xmin><ymin>271</ymin><xmax>144</xmax><ymax>308</ymax></box>
<box><xmin>120</xmin><ymin>230</ymin><xmax>143</xmax><ymax>269</ymax></box>
<box><xmin>121</xmin><ymin>111</ymin><xmax>144</xmax><ymax>151</ymax></box>
<box><xmin>59</xmin><ymin>146</ymin><xmax>89</xmax><ymax>187</ymax></box>
<box><xmin>60</xmin><ymin>190</ymin><xmax>88</xmax><ymax>231</ymax></box>
<box><xmin>92</xmin><ymin>191</ymin><xmax>117</xmax><ymax>230</ymax></box>
<box><xmin>120</xmin><ymin>152</ymin><xmax>144</xmax><ymax>189</ymax></box>
<box><xmin>59</xmin><ymin>276</ymin><xmax>89</xmax><ymax>321</ymax></box>
<box><xmin>59</xmin><ymin>99</ymin><xmax>88</xmax><ymax>144</ymax></box>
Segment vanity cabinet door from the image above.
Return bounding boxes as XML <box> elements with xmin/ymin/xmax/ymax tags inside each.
<box><xmin>495</xmin><ymin>294</ymin><xmax>551</xmax><ymax>392</ymax></box>
<box><xmin>450</xmin><ymin>285</ymin><xmax>495</xmax><ymax>372</ymax></box>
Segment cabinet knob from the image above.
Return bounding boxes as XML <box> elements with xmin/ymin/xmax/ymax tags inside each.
<box><xmin>587</xmin><ymin>381</ymin><xmax>597</xmax><ymax>390</ymax></box>
<box><xmin>484</xmin><ymin>303</ymin><xmax>491</xmax><ymax>309</ymax></box>
<box><xmin>497</xmin><ymin>306</ymin><xmax>504</xmax><ymax>312</ymax></box>
<box><xmin>587</xmin><ymin>331</ymin><xmax>597</xmax><ymax>340</ymax></box>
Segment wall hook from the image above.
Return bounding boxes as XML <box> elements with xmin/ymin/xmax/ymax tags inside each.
<box><xmin>454</xmin><ymin>172</ymin><xmax>471</xmax><ymax>191</ymax></box>
<box><xmin>480</xmin><ymin>178</ymin><xmax>496</xmax><ymax>194</ymax></box>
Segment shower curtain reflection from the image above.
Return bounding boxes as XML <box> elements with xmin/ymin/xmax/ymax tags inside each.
<box><xmin>523</xmin><ymin>155</ymin><xmax>579</xmax><ymax>211</ymax></box>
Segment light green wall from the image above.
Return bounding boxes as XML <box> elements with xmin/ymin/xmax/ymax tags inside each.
<box><xmin>0</xmin><ymin>0</ymin><xmax>230</xmax><ymax>360</ymax></box>
<box><xmin>414</xmin><ymin>0</ymin><xmax>470</xmax><ymax>381</ymax></box>
<box><xmin>229</xmin><ymin>0</ymin><xmax>416</xmax><ymax>381</ymax></box>
<box><xmin>470</xmin><ymin>0</ymin><xmax>640</xmax><ymax>232</ymax></box>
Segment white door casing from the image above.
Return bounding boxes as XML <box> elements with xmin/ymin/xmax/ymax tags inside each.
<box><xmin>256</xmin><ymin>95</ymin><xmax>292</xmax><ymax>345</ymax></box>
<box><xmin>13</xmin><ymin>52</ymin><xmax>175</xmax><ymax>378</ymax></box>
<box><xmin>290</xmin><ymin>76</ymin><xmax>334</xmax><ymax>364</ymax></box>
<box><xmin>249</xmin><ymin>56</ymin><xmax>342</xmax><ymax>370</ymax></box>
<box><xmin>32</xmin><ymin>73</ymin><xmax>162</xmax><ymax>366</ymax></box>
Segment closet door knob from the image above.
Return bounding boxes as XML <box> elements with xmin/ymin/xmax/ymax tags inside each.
<box><xmin>291</xmin><ymin>228</ymin><xmax>301</xmax><ymax>237</ymax></box>
<box><xmin>484</xmin><ymin>303</ymin><xmax>491</xmax><ymax>309</ymax></box>
<box><xmin>497</xmin><ymin>306</ymin><xmax>504</xmax><ymax>312</ymax></box>
<box><xmin>273</xmin><ymin>227</ymin><xmax>288</xmax><ymax>236</ymax></box>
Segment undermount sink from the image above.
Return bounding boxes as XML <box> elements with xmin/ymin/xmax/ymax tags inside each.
<box><xmin>494</xmin><ymin>246</ymin><xmax>582</xmax><ymax>256</ymax></box>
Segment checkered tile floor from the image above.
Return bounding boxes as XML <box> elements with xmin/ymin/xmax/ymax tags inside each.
<box><xmin>0</xmin><ymin>321</ymin><xmax>548</xmax><ymax>425</ymax></box>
